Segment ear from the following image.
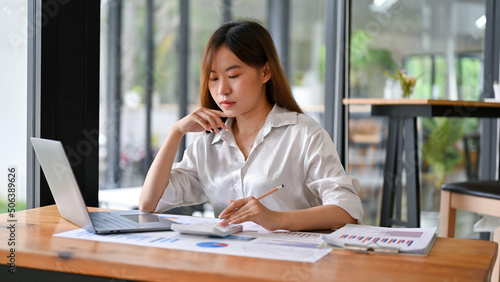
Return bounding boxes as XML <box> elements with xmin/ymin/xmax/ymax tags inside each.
<box><xmin>261</xmin><ymin>62</ymin><xmax>272</xmax><ymax>84</ymax></box>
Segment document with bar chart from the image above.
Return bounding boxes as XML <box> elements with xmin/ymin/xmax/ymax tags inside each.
<box><xmin>322</xmin><ymin>224</ymin><xmax>437</xmax><ymax>255</ymax></box>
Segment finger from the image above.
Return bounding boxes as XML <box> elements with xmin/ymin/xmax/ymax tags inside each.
<box><xmin>196</xmin><ymin>111</ymin><xmax>224</xmax><ymax>133</ymax></box>
<box><xmin>226</xmin><ymin>209</ymin><xmax>251</xmax><ymax>225</ymax></box>
<box><xmin>218</xmin><ymin>203</ymin><xmax>236</xmax><ymax>219</ymax></box>
<box><xmin>194</xmin><ymin>113</ymin><xmax>222</xmax><ymax>133</ymax></box>
<box><xmin>196</xmin><ymin>112</ymin><xmax>218</xmax><ymax>131</ymax></box>
<box><xmin>183</xmin><ymin>110</ymin><xmax>211</xmax><ymax>132</ymax></box>
<box><xmin>218</xmin><ymin>200</ymin><xmax>235</xmax><ymax>218</ymax></box>
<box><xmin>207</xmin><ymin>108</ymin><xmax>228</xmax><ymax>118</ymax></box>
<box><xmin>219</xmin><ymin>206</ymin><xmax>238</xmax><ymax>219</ymax></box>
<box><xmin>219</xmin><ymin>198</ymin><xmax>248</xmax><ymax>219</ymax></box>
<box><xmin>225</xmin><ymin>198</ymin><xmax>264</xmax><ymax>225</ymax></box>
<box><xmin>206</xmin><ymin>109</ymin><xmax>229</xmax><ymax>131</ymax></box>
<box><xmin>219</xmin><ymin>211</ymin><xmax>243</xmax><ymax>226</ymax></box>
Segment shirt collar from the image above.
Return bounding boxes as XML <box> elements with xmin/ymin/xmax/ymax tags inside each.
<box><xmin>267</xmin><ymin>104</ymin><xmax>298</xmax><ymax>128</ymax></box>
<box><xmin>211</xmin><ymin>105</ymin><xmax>297</xmax><ymax>145</ymax></box>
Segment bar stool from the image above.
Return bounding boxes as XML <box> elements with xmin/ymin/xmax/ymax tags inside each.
<box><xmin>439</xmin><ymin>180</ymin><xmax>500</xmax><ymax>282</ymax></box>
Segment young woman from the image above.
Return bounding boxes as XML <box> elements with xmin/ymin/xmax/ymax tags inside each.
<box><xmin>139</xmin><ymin>20</ymin><xmax>363</xmax><ymax>231</ymax></box>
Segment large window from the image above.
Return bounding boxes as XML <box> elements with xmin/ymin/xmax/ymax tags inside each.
<box><xmin>97</xmin><ymin>0</ymin><xmax>494</xmax><ymax>232</ymax></box>
<box><xmin>98</xmin><ymin>0</ymin><xmax>328</xmax><ymax>212</ymax></box>
<box><xmin>289</xmin><ymin>0</ymin><xmax>326</xmax><ymax>123</ymax></box>
<box><xmin>0</xmin><ymin>0</ymin><xmax>28</xmax><ymax>212</ymax></box>
<box><xmin>348</xmin><ymin>0</ymin><xmax>486</xmax><ymax>236</ymax></box>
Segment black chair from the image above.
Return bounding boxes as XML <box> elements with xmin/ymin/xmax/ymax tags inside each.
<box><xmin>439</xmin><ymin>180</ymin><xmax>500</xmax><ymax>282</ymax></box>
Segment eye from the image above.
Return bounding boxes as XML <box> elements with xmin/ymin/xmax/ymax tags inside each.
<box><xmin>209</xmin><ymin>77</ymin><xmax>218</xmax><ymax>82</ymax></box>
<box><xmin>229</xmin><ymin>74</ymin><xmax>240</xmax><ymax>79</ymax></box>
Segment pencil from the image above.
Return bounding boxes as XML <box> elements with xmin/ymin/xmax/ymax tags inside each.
<box><xmin>256</xmin><ymin>184</ymin><xmax>285</xmax><ymax>200</ymax></box>
<box><xmin>219</xmin><ymin>184</ymin><xmax>285</xmax><ymax>220</ymax></box>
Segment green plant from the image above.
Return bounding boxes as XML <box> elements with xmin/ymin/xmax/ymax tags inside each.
<box><xmin>385</xmin><ymin>69</ymin><xmax>422</xmax><ymax>98</ymax></box>
<box><xmin>421</xmin><ymin>117</ymin><xmax>464</xmax><ymax>189</ymax></box>
<box><xmin>348</xmin><ymin>30</ymin><xmax>398</xmax><ymax>96</ymax></box>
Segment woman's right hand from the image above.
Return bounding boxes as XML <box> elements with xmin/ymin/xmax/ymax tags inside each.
<box><xmin>173</xmin><ymin>107</ymin><xmax>228</xmax><ymax>134</ymax></box>
<box><xmin>140</xmin><ymin>107</ymin><xmax>227</xmax><ymax>212</ymax></box>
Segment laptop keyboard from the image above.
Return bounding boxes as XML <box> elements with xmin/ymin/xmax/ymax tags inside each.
<box><xmin>90</xmin><ymin>212</ymin><xmax>143</xmax><ymax>230</ymax></box>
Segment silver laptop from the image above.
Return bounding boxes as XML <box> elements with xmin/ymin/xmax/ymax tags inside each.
<box><xmin>31</xmin><ymin>137</ymin><xmax>175</xmax><ymax>234</ymax></box>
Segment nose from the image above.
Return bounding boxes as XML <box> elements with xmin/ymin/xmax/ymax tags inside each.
<box><xmin>217</xmin><ymin>77</ymin><xmax>230</xmax><ymax>96</ymax></box>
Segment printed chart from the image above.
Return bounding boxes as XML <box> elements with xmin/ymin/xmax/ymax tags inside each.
<box><xmin>322</xmin><ymin>224</ymin><xmax>437</xmax><ymax>254</ymax></box>
<box><xmin>54</xmin><ymin>214</ymin><xmax>333</xmax><ymax>263</ymax></box>
<box><xmin>337</xmin><ymin>230</ymin><xmax>421</xmax><ymax>247</ymax></box>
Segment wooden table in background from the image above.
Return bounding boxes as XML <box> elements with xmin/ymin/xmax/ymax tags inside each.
<box><xmin>0</xmin><ymin>205</ymin><xmax>497</xmax><ymax>281</ymax></box>
<box><xmin>344</xmin><ymin>98</ymin><xmax>500</xmax><ymax>228</ymax></box>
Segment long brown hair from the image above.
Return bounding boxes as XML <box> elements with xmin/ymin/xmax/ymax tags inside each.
<box><xmin>199</xmin><ymin>20</ymin><xmax>303</xmax><ymax>114</ymax></box>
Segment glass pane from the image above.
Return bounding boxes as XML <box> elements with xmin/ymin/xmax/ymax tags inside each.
<box><xmin>99</xmin><ymin>1</ymin><xmax>222</xmax><ymax>214</ymax></box>
<box><xmin>349</xmin><ymin>0</ymin><xmax>485</xmax><ymax>237</ymax></box>
<box><xmin>0</xmin><ymin>0</ymin><xmax>28</xmax><ymax>212</ymax></box>
<box><xmin>290</xmin><ymin>0</ymin><xmax>326</xmax><ymax>125</ymax></box>
<box><xmin>191</xmin><ymin>0</ymin><xmax>222</xmax><ymax>115</ymax></box>
<box><xmin>190</xmin><ymin>0</ymin><xmax>220</xmax><ymax>100</ymax></box>
<box><xmin>232</xmin><ymin>0</ymin><xmax>267</xmax><ymax>22</ymax></box>
<box><xmin>99</xmin><ymin>0</ymin><xmax>182</xmax><ymax>198</ymax></box>
<box><xmin>98</xmin><ymin>1</ymin><xmax>330</xmax><ymax>216</ymax></box>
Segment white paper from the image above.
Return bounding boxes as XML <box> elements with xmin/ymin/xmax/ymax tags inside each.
<box><xmin>54</xmin><ymin>214</ymin><xmax>332</xmax><ymax>263</ymax></box>
<box><xmin>322</xmin><ymin>224</ymin><xmax>437</xmax><ymax>254</ymax></box>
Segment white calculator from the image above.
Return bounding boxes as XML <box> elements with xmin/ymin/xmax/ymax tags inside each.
<box><xmin>171</xmin><ymin>221</ymin><xmax>243</xmax><ymax>237</ymax></box>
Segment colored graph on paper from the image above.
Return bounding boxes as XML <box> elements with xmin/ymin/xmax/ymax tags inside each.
<box><xmin>323</xmin><ymin>224</ymin><xmax>437</xmax><ymax>253</ymax></box>
<box><xmin>55</xmin><ymin>215</ymin><xmax>332</xmax><ymax>263</ymax></box>
<box><xmin>338</xmin><ymin>233</ymin><xmax>416</xmax><ymax>247</ymax></box>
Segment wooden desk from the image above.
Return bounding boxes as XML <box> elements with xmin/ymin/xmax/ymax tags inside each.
<box><xmin>344</xmin><ymin>98</ymin><xmax>500</xmax><ymax>228</ymax></box>
<box><xmin>0</xmin><ymin>205</ymin><xmax>497</xmax><ymax>281</ymax></box>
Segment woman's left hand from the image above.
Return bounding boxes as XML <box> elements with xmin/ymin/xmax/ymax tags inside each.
<box><xmin>218</xmin><ymin>197</ymin><xmax>283</xmax><ymax>231</ymax></box>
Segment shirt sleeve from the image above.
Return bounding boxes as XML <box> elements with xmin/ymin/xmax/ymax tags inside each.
<box><xmin>154</xmin><ymin>139</ymin><xmax>209</xmax><ymax>213</ymax></box>
<box><xmin>303</xmin><ymin>128</ymin><xmax>364</xmax><ymax>223</ymax></box>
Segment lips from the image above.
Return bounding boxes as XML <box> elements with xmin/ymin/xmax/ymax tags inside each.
<box><xmin>220</xmin><ymin>100</ymin><xmax>235</xmax><ymax>108</ymax></box>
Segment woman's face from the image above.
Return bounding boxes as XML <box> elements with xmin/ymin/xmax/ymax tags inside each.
<box><xmin>208</xmin><ymin>45</ymin><xmax>271</xmax><ymax>118</ymax></box>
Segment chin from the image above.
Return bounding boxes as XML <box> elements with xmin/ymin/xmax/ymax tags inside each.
<box><xmin>220</xmin><ymin>109</ymin><xmax>237</xmax><ymax>117</ymax></box>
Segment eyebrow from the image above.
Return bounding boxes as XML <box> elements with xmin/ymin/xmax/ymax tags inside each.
<box><xmin>210</xmin><ymin>65</ymin><xmax>242</xmax><ymax>73</ymax></box>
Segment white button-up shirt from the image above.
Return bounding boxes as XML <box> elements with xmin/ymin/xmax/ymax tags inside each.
<box><xmin>155</xmin><ymin>105</ymin><xmax>364</xmax><ymax>222</ymax></box>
